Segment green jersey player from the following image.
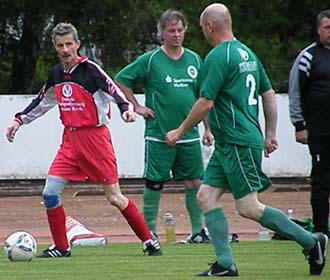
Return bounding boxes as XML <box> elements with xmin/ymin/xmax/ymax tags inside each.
<box><xmin>116</xmin><ymin>9</ymin><xmax>214</xmax><ymax>243</ymax></box>
<box><xmin>166</xmin><ymin>3</ymin><xmax>328</xmax><ymax>277</ymax></box>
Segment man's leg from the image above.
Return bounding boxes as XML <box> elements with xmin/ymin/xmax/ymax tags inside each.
<box><xmin>205</xmin><ymin>207</ymin><xmax>233</xmax><ymax>266</ymax></box>
<box><xmin>196</xmin><ymin>185</ymin><xmax>238</xmax><ymax>276</ymax></box>
<box><xmin>142</xmin><ymin>180</ymin><xmax>163</xmax><ymax>235</ymax></box>
<box><xmin>311</xmin><ymin>180</ymin><xmax>330</xmax><ymax>234</ymax></box>
<box><xmin>40</xmin><ymin>176</ymin><xmax>71</xmax><ymax>258</ymax></box>
<box><xmin>236</xmin><ymin>192</ymin><xmax>316</xmax><ymax>249</ymax></box>
<box><xmin>236</xmin><ymin>192</ymin><xmax>327</xmax><ymax>275</ymax></box>
<box><xmin>176</xmin><ymin>143</ymin><xmax>205</xmax><ymax>241</ymax></box>
<box><xmin>143</xmin><ymin>140</ymin><xmax>175</xmax><ymax>236</ymax></box>
<box><xmin>185</xmin><ymin>184</ymin><xmax>203</xmax><ymax>235</ymax></box>
<box><xmin>184</xmin><ymin>181</ymin><xmax>211</xmax><ymax>244</ymax></box>
<box><xmin>103</xmin><ymin>183</ymin><xmax>162</xmax><ymax>256</ymax></box>
<box><xmin>309</xmin><ymin>136</ymin><xmax>330</xmax><ymax>235</ymax></box>
<box><xmin>260</xmin><ymin>206</ymin><xmax>328</xmax><ymax>275</ymax></box>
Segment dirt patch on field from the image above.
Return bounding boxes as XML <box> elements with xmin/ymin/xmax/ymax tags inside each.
<box><xmin>0</xmin><ymin>184</ymin><xmax>312</xmax><ymax>245</ymax></box>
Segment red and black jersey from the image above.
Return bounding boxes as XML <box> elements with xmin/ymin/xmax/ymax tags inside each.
<box><xmin>15</xmin><ymin>56</ymin><xmax>133</xmax><ymax>128</ymax></box>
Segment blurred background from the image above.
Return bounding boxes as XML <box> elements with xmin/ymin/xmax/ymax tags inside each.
<box><xmin>0</xmin><ymin>0</ymin><xmax>328</xmax><ymax>94</ymax></box>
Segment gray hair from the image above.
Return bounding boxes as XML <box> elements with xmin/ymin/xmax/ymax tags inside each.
<box><xmin>157</xmin><ymin>9</ymin><xmax>187</xmax><ymax>41</ymax></box>
<box><xmin>317</xmin><ymin>10</ymin><xmax>330</xmax><ymax>26</ymax></box>
<box><xmin>51</xmin><ymin>22</ymin><xmax>79</xmax><ymax>44</ymax></box>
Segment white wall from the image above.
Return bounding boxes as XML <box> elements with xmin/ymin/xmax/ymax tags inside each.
<box><xmin>260</xmin><ymin>94</ymin><xmax>310</xmax><ymax>176</ymax></box>
<box><xmin>0</xmin><ymin>94</ymin><xmax>311</xmax><ymax>179</ymax></box>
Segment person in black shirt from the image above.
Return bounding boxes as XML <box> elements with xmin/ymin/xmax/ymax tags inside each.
<box><xmin>289</xmin><ymin>10</ymin><xmax>330</xmax><ymax>236</ymax></box>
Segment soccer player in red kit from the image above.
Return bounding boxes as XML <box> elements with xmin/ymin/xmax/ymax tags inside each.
<box><xmin>6</xmin><ymin>22</ymin><xmax>162</xmax><ymax>258</ymax></box>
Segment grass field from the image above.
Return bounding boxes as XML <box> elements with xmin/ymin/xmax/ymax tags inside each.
<box><xmin>0</xmin><ymin>241</ymin><xmax>329</xmax><ymax>280</ymax></box>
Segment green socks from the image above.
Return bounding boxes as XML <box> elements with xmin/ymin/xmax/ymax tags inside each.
<box><xmin>204</xmin><ymin>206</ymin><xmax>316</xmax><ymax>269</ymax></box>
<box><xmin>185</xmin><ymin>187</ymin><xmax>203</xmax><ymax>235</ymax></box>
<box><xmin>143</xmin><ymin>187</ymin><xmax>162</xmax><ymax>234</ymax></box>
<box><xmin>143</xmin><ymin>186</ymin><xmax>203</xmax><ymax>235</ymax></box>
<box><xmin>205</xmin><ymin>208</ymin><xmax>233</xmax><ymax>267</ymax></box>
<box><xmin>260</xmin><ymin>206</ymin><xmax>315</xmax><ymax>250</ymax></box>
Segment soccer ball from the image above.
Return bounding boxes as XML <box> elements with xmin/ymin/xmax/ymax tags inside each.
<box><xmin>4</xmin><ymin>231</ymin><xmax>37</xmax><ymax>261</ymax></box>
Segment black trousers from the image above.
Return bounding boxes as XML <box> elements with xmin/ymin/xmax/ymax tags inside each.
<box><xmin>308</xmin><ymin>135</ymin><xmax>330</xmax><ymax>235</ymax></box>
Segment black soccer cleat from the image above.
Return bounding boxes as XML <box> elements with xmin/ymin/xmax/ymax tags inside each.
<box><xmin>143</xmin><ymin>236</ymin><xmax>163</xmax><ymax>256</ymax></box>
<box><xmin>196</xmin><ymin>262</ymin><xmax>238</xmax><ymax>277</ymax></box>
<box><xmin>187</xmin><ymin>228</ymin><xmax>211</xmax><ymax>244</ymax></box>
<box><xmin>303</xmin><ymin>232</ymin><xmax>328</xmax><ymax>275</ymax></box>
<box><xmin>38</xmin><ymin>245</ymin><xmax>71</xmax><ymax>258</ymax></box>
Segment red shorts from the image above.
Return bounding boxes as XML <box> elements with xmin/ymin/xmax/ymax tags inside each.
<box><xmin>49</xmin><ymin>126</ymin><xmax>118</xmax><ymax>185</ymax></box>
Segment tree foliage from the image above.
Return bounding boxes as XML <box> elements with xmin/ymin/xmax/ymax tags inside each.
<box><xmin>0</xmin><ymin>0</ymin><xmax>328</xmax><ymax>93</ymax></box>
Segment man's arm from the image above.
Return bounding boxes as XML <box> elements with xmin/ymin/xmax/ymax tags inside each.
<box><xmin>115</xmin><ymin>81</ymin><xmax>154</xmax><ymax>119</ymax></box>
<box><xmin>201</xmin><ymin>117</ymin><xmax>214</xmax><ymax>146</ymax></box>
<box><xmin>288</xmin><ymin>44</ymin><xmax>315</xmax><ymax>144</ymax></box>
<box><xmin>6</xmin><ymin>83</ymin><xmax>57</xmax><ymax>143</ymax></box>
<box><xmin>166</xmin><ymin>97</ymin><xmax>214</xmax><ymax>146</ymax></box>
<box><xmin>261</xmin><ymin>89</ymin><xmax>278</xmax><ymax>157</ymax></box>
<box><xmin>288</xmin><ymin>55</ymin><xmax>305</xmax><ymax>129</ymax></box>
<box><xmin>289</xmin><ymin>58</ymin><xmax>308</xmax><ymax>144</ymax></box>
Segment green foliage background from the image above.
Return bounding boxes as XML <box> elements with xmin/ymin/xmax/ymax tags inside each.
<box><xmin>0</xmin><ymin>0</ymin><xmax>328</xmax><ymax>93</ymax></box>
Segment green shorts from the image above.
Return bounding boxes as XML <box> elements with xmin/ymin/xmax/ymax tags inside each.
<box><xmin>203</xmin><ymin>143</ymin><xmax>271</xmax><ymax>199</ymax></box>
<box><xmin>144</xmin><ymin>140</ymin><xmax>204</xmax><ymax>182</ymax></box>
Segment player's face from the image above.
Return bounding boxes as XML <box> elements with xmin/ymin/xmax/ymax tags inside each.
<box><xmin>54</xmin><ymin>33</ymin><xmax>81</xmax><ymax>69</ymax></box>
<box><xmin>162</xmin><ymin>19</ymin><xmax>186</xmax><ymax>48</ymax></box>
<box><xmin>318</xmin><ymin>17</ymin><xmax>330</xmax><ymax>46</ymax></box>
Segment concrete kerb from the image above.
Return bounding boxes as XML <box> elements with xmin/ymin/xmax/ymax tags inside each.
<box><xmin>0</xmin><ymin>177</ymin><xmax>310</xmax><ymax>197</ymax></box>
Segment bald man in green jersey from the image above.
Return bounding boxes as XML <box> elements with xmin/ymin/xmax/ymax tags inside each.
<box><xmin>166</xmin><ymin>3</ymin><xmax>328</xmax><ymax>277</ymax></box>
<box><xmin>115</xmin><ymin>9</ymin><xmax>214</xmax><ymax>243</ymax></box>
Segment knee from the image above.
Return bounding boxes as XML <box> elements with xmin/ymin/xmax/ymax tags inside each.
<box><xmin>196</xmin><ymin>187</ymin><xmax>211</xmax><ymax>208</ymax></box>
<box><xmin>42</xmin><ymin>193</ymin><xmax>60</xmax><ymax>209</ymax></box>
<box><xmin>106</xmin><ymin>192</ymin><xmax>128</xmax><ymax>209</ymax></box>
<box><xmin>145</xmin><ymin>179</ymin><xmax>164</xmax><ymax>191</ymax></box>
<box><xmin>196</xmin><ymin>190</ymin><xmax>205</xmax><ymax>206</ymax></box>
<box><xmin>106</xmin><ymin>192</ymin><xmax>119</xmax><ymax>206</ymax></box>
<box><xmin>183</xmin><ymin>179</ymin><xmax>201</xmax><ymax>188</ymax></box>
<box><xmin>236</xmin><ymin>207</ymin><xmax>251</xmax><ymax>219</ymax></box>
<box><xmin>42</xmin><ymin>177</ymin><xmax>65</xmax><ymax>209</ymax></box>
<box><xmin>236</xmin><ymin>201</ymin><xmax>264</xmax><ymax>221</ymax></box>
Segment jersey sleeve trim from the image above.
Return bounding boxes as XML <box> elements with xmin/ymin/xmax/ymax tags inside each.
<box><xmin>87</xmin><ymin>60</ymin><xmax>133</xmax><ymax>113</ymax></box>
<box><xmin>14</xmin><ymin>83</ymin><xmax>57</xmax><ymax>125</ymax></box>
<box><xmin>288</xmin><ymin>43</ymin><xmax>316</xmax><ymax>129</ymax></box>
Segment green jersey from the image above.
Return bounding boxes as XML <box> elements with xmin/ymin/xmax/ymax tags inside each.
<box><xmin>200</xmin><ymin>40</ymin><xmax>272</xmax><ymax>149</ymax></box>
<box><xmin>115</xmin><ymin>47</ymin><xmax>202</xmax><ymax>142</ymax></box>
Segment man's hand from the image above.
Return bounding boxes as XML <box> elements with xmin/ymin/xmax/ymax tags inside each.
<box><xmin>122</xmin><ymin>111</ymin><xmax>136</xmax><ymax>122</ymax></box>
<box><xmin>295</xmin><ymin>129</ymin><xmax>308</xmax><ymax>144</ymax></box>
<box><xmin>135</xmin><ymin>105</ymin><xmax>155</xmax><ymax>119</ymax></box>
<box><xmin>166</xmin><ymin>129</ymin><xmax>181</xmax><ymax>146</ymax></box>
<box><xmin>264</xmin><ymin>137</ymin><xmax>278</xmax><ymax>158</ymax></box>
<box><xmin>6</xmin><ymin>120</ymin><xmax>21</xmax><ymax>143</ymax></box>
<box><xmin>202</xmin><ymin>130</ymin><xmax>214</xmax><ymax>146</ymax></box>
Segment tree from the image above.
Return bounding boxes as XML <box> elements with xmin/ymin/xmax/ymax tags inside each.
<box><xmin>9</xmin><ymin>9</ymin><xmax>47</xmax><ymax>93</ymax></box>
<box><xmin>0</xmin><ymin>0</ymin><xmax>329</xmax><ymax>93</ymax></box>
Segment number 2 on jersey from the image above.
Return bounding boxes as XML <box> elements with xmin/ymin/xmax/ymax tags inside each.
<box><xmin>246</xmin><ymin>74</ymin><xmax>257</xmax><ymax>105</ymax></box>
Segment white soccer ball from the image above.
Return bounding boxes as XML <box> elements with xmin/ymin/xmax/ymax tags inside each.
<box><xmin>4</xmin><ymin>231</ymin><xmax>37</xmax><ymax>261</ymax></box>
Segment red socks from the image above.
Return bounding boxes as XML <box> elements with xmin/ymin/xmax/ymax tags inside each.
<box><xmin>121</xmin><ymin>200</ymin><xmax>152</xmax><ymax>242</ymax></box>
<box><xmin>47</xmin><ymin>201</ymin><xmax>151</xmax><ymax>247</ymax></box>
<box><xmin>46</xmin><ymin>206</ymin><xmax>69</xmax><ymax>250</ymax></box>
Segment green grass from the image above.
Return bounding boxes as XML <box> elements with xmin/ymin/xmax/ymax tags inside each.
<box><xmin>0</xmin><ymin>241</ymin><xmax>329</xmax><ymax>280</ymax></box>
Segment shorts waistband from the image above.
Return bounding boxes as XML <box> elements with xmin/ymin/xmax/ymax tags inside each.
<box><xmin>66</xmin><ymin>126</ymin><xmax>104</xmax><ymax>132</ymax></box>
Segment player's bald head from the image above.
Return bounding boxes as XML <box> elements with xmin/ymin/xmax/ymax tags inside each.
<box><xmin>200</xmin><ymin>3</ymin><xmax>232</xmax><ymax>29</ymax></box>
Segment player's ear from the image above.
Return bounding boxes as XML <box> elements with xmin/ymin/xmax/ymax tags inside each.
<box><xmin>207</xmin><ymin>21</ymin><xmax>213</xmax><ymax>32</ymax></box>
<box><xmin>76</xmin><ymin>40</ymin><xmax>81</xmax><ymax>49</ymax></box>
